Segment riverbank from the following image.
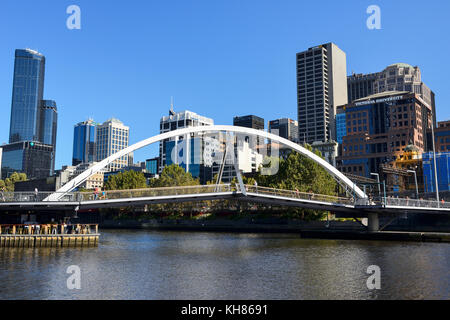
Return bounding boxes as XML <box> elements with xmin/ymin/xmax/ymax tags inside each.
<box><xmin>100</xmin><ymin>218</ymin><xmax>450</xmax><ymax>243</ymax></box>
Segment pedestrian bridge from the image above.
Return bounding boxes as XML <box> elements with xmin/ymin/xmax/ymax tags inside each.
<box><xmin>1</xmin><ymin>184</ymin><xmax>450</xmax><ymax>216</ymax></box>
<box><xmin>0</xmin><ymin>184</ymin><xmax>355</xmax><ymax>213</ymax></box>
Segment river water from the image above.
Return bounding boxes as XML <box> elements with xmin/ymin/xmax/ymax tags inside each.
<box><xmin>0</xmin><ymin>230</ymin><xmax>449</xmax><ymax>300</ymax></box>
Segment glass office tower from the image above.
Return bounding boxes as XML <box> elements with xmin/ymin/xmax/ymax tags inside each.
<box><xmin>39</xmin><ymin>100</ymin><xmax>57</xmax><ymax>147</ymax></box>
<box><xmin>1</xmin><ymin>142</ymin><xmax>54</xmax><ymax>180</ymax></box>
<box><xmin>1</xmin><ymin>49</ymin><xmax>58</xmax><ymax>179</ymax></box>
<box><xmin>9</xmin><ymin>49</ymin><xmax>46</xmax><ymax>143</ymax></box>
<box><xmin>73</xmin><ymin>119</ymin><xmax>97</xmax><ymax>166</ymax></box>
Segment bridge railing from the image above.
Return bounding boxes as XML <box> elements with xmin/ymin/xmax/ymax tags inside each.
<box><xmin>78</xmin><ymin>184</ymin><xmax>233</xmax><ymax>201</ymax></box>
<box><xmin>0</xmin><ymin>192</ymin><xmax>78</xmax><ymax>203</ymax></box>
<box><xmin>382</xmin><ymin>197</ymin><xmax>450</xmax><ymax>209</ymax></box>
<box><xmin>0</xmin><ymin>224</ymin><xmax>99</xmax><ymax>235</ymax></box>
<box><xmin>244</xmin><ymin>185</ymin><xmax>355</xmax><ymax>205</ymax></box>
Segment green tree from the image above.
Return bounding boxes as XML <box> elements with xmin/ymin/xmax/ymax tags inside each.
<box><xmin>2</xmin><ymin>172</ymin><xmax>27</xmax><ymax>192</ymax></box>
<box><xmin>255</xmin><ymin>145</ymin><xmax>337</xmax><ymax>220</ymax></box>
<box><xmin>104</xmin><ymin>170</ymin><xmax>147</xmax><ymax>190</ymax></box>
<box><xmin>256</xmin><ymin>145</ymin><xmax>336</xmax><ymax>194</ymax></box>
<box><xmin>150</xmin><ymin>164</ymin><xmax>199</xmax><ymax>188</ymax></box>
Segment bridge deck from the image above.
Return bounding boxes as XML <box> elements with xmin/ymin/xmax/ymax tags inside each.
<box><xmin>1</xmin><ymin>185</ymin><xmax>450</xmax><ymax>215</ymax></box>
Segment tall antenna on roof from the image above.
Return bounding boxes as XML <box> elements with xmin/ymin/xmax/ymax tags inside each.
<box><xmin>169</xmin><ymin>97</ymin><xmax>175</xmax><ymax>116</ymax></box>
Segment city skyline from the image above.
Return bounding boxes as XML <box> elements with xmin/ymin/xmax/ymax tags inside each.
<box><xmin>1</xmin><ymin>0</ymin><xmax>450</xmax><ymax>170</ymax></box>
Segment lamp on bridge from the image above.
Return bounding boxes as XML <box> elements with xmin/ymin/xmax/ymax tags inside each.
<box><xmin>407</xmin><ymin>169</ymin><xmax>419</xmax><ymax>199</ymax></box>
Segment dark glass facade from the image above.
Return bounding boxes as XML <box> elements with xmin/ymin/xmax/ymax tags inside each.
<box><xmin>39</xmin><ymin>100</ymin><xmax>57</xmax><ymax>147</ymax></box>
<box><xmin>1</xmin><ymin>142</ymin><xmax>54</xmax><ymax>180</ymax></box>
<box><xmin>72</xmin><ymin>120</ymin><xmax>96</xmax><ymax>166</ymax></box>
<box><xmin>9</xmin><ymin>49</ymin><xmax>46</xmax><ymax>143</ymax></box>
<box><xmin>145</xmin><ymin>157</ymin><xmax>160</xmax><ymax>175</ymax></box>
<box><xmin>233</xmin><ymin>115</ymin><xmax>265</xmax><ymax>149</ymax></box>
<box><xmin>233</xmin><ymin>115</ymin><xmax>265</xmax><ymax>130</ymax></box>
<box><xmin>1</xmin><ymin>49</ymin><xmax>58</xmax><ymax>180</ymax></box>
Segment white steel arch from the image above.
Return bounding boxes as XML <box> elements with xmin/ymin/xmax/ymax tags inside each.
<box><xmin>47</xmin><ymin>125</ymin><xmax>367</xmax><ymax>201</ymax></box>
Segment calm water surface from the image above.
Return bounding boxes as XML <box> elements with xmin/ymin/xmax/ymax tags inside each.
<box><xmin>0</xmin><ymin>230</ymin><xmax>449</xmax><ymax>300</ymax></box>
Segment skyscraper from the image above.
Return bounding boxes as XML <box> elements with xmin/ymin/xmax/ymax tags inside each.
<box><xmin>233</xmin><ymin>115</ymin><xmax>265</xmax><ymax>150</ymax></box>
<box><xmin>9</xmin><ymin>49</ymin><xmax>46</xmax><ymax>143</ymax></box>
<box><xmin>159</xmin><ymin>109</ymin><xmax>214</xmax><ymax>181</ymax></box>
<box><xmin>39</xmin><ymin>100</ymin><xmax>58</xmax><ymax>147</ymax></box>
<box><xmin>1</xmin><ymin>49</ymin><xmax>57</xmax><ymax>179</ymax></box>
<box><xmin>346</xmin><ymin>63</ymin><xmax>436</xmax><ymax>127</ymax></box>
<box><xmin>336</xmin><ymin>91</ymin><xmax>433</xmax><ymax>178</ymax></box>
<box><xmin>347</xmin><ymin>72</ymin><xmax>379</xmax><ymax>103</ymax></box>
<box><xmin>268</xmin><ymin>118</ymin><xmax>299</xmax><ymax>143</ymax></box>
<box><xmin>95</xmin><ymin>118</ymin><xmax>129</xmax><ymax>172</ymax></box>
<box><xmin>72</xmin><ymin>119</ymin><xmax>97</xmax><ymax>166</ymax></box>
<box><xmin>297</xmin><ymin>43</ymin><xmax>348</xmax><ymax>144</ymax></box>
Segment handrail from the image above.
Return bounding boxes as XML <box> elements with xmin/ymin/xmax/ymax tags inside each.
<box><xmin>0</xmin><ymin>224</ymin><xmax>99</xmax><ymax>235</ymax></box>
<box><xmin>3</xmin><ymin>184</ymin><xmax>448</xmax><ymax>209</ymax></box>
<box><xmin>244</xmin><ymin>185</ymin><xmax>354</xmax><ymax>205</ymax></box>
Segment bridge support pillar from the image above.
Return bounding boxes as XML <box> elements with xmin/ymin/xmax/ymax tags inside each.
<box><xmin>367</xmin><ymin>213</ymin><xmax>379</xmax><ymax>232</ymax></box>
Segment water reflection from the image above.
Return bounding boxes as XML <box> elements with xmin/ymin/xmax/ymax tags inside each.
<box><xmin>0</xmin><ymin>230</ymin><xmax>449</xmax><ymax>299</ymax></box>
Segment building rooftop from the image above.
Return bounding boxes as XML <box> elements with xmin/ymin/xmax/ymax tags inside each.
<box><xmin>353</xmin><ymin>91</ymin><xmax>411</xmax><ymax>103</ymax></box>
<box><xmin>387</xmin><ymin>63</ymin><xmax>415</xmax><ymax>69</ymax></box>
<box><xmin>16</xmin><ymin>48</ymin><xmax>44</xmax><ymax>58</ymax></box>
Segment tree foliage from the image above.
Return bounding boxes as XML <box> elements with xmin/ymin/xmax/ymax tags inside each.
<box><xmin>253</xmin><ymin>145</ymin><xmax>337</xmax><ymax>220</ymax></box>
<box><xmin>0</xmin><ymin>172</ymin><xmax>27</xmax><ymax>192</ymax></box>
<box><xmin>149</xmin><ymin>164</ymin><xmax>199</xmax><ymax>188</ymax></box>
<box><xmin>256</xmin><ymin>145</ymin><xmax>336</xmax><ymax>195</ymax></box>
<box><xmin>104</xmin><ymin>170</ymin><xmax>147</xmax><ymax>190</ymax></box>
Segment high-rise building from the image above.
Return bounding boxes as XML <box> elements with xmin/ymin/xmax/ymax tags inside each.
<box><xmin>336</xmin><ymin>106</ymin><xmax>347</xmax><ymax>145</ymax></box>
<box><xmin>297</xmin><ymin>43</ymin><xmax>348</xmax><ymax>144</ymax></box>
<box><xmin>336</xmin><ymin>91</ymin><xmax>433</xmax><ymax>178</ymax></box>
<box><xmin>95</xmin><ymin>118</ymin><xmax>129</xmax><ymax>172</ymax></box>
<box><xmin>72</xmin><ymin>119</ymin><xmax>97</xmax><ymax>166</ymax></box>
<box><xmin>268</xmin><ymin>118</ymin><xmax>298</xmax><ymax>143</ymax></box>
<box><xmin>423</xmin><ymin>152</ymin><xmax>450</xmax><ymax>193</ymax></box>
<box><xmin>159</xmin><ymin>109</ymin><xmax>214</xmax><ymax>174</ymax></box>
<box><xmin>9</xmin><ymin>49</ymin><xmax>46</xmax><ymax>143</ymax></box>
<box><xmin>38</xmin><ymin>100</ymin><xmax>57</xmax><ymax>174</ymax></box>
<box><xmin>39</xmin><ymin>100</ymin><xmax>57</xmax><ymax>150</ymax></box>
<box><xmin>2</xmin><ymin>49</ymin><xmax>57</xmax><ymax>179</ymax></box>
<box><xmin>434</xmin><ymin>120</ymin><xmax>450</xmax><ymax>152</ymax></box>
<box><xmin>347</xmin><ymin>64</ymin><xmax>436</xmax><ymax>126</ymax></box>
<box><xmin>347</xmin><ymin>72</ymin><xmax>379</xmax><ymax>104</ymax></box>
<box><xmin>1</xmin><ymin>142</ymin><xmax>54</xmax><ymax>180</ymax></box>
<box><xmin>233</xmin><ymin>115</ymin><xmax>265</xmax><ymax>150</ymax></box>
<box><xmin>211</xmin><ymin>137</ymin><xmax>263</xmax><ymax>183</ymax></box>
<box><xmin>233</xmin><ymin>115</ymin><xmax>264</xmax><ymax>130</ymax></box>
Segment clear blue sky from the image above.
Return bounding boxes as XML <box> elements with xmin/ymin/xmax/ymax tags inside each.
<box><xmin>1</xmin><ymin>0</ymin><xmax>449</xmax><ymax>169</ymax></box>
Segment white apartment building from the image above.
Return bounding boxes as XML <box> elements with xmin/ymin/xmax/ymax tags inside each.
<box><xmin>95</xmin><ymin>118</ymin><xmax>129</xmax><ymax>172</ymax></box>
<box><xmin>159</xmin><ymin>109</ymin><xmax>214</xmax><ymax>173</ymax></box>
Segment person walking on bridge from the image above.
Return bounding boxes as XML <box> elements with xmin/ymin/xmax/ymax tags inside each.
<box><xmin>34</xmin><ymin>188</ymin><xmax>39</xmax><ymax>202</ymax></box>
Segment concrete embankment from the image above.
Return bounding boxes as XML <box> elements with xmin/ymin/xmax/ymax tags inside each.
<box><xmin>100</xmin><ymin>218</ymin><xmax>450</xmax><ymax>243</ymax></box>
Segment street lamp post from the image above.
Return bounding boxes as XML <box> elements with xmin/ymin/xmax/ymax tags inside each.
<box><xmin>407</xmin><ymin>169</ymin><xmax>419</xmax><ymax>199</ymax></box>
<box><xmin>370</xmin><ymin>173</ymin><xmax>381</xmax><ymax>199</ymax></box>
<box><xmin>431</xmin><ymin>118</ymin><xmax>440</xmax><ymax>205</ymax></box>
